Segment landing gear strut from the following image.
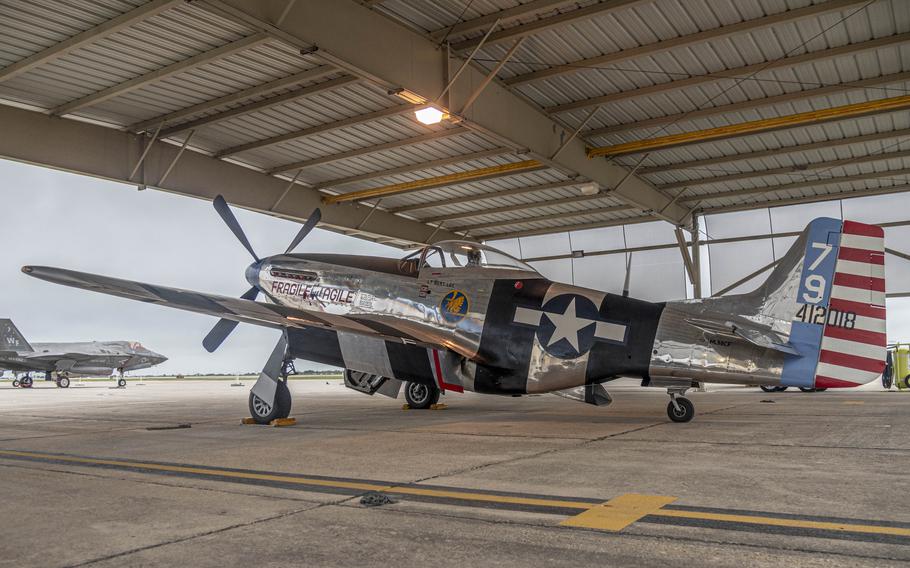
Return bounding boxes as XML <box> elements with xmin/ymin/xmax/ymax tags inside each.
<box><xmin>116</xmin><ymin>368</ymin><xmax>126</xmax><ymax>388</ymax></box>
<box><xmin>666</xmin><ymin>388</ymin><xmax>694</xmax><ymax>423</ymax></box>
<box><xmin>14</xmin><ymin>374</ymin><xmax>33</xmax><ymax>388</ymax></box>
<box><xmin>404</xmin><ymin>381</ymin><xmax>440</xmax><ymax>409</ymax></box>
<box><xmin>248</xmin><ymin>356</ymin><xmax>293</xmax><ymax>425</ymax></box>
<box><xmin>55</xmin><ymin>371</ymin><xmax>70</xmax><ymax>388</ymax></box>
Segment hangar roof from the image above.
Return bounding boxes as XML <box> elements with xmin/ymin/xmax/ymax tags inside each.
<box><xmin>0</xmin><ymin>0</ymin><xmax>907</xmax><ymax>245</ymax></box>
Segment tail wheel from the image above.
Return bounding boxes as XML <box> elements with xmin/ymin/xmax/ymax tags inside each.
<box><xmin>248</xmin><ymin>380</ymin><xmax>292</xmax><ymax>425</ymax></box>
<box><xmin>57</xmin><ymin>377</ymin><xmax>70</xmax><ymax>388</ymax></box>
<box><xmin>404</xmin><ymin>382</ymin><xmax>439</xmax><ymax>410</ymax></box>
<box><xmin>667</xmin><ymin>397</ymin><xmax>694</xmax><ymax>423</ymax></box>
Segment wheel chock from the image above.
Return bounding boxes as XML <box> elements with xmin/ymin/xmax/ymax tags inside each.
<box><xmin>430</xmin><ymin>403</ymin><xmax>448</xmax><ymax>410</ymax></box>
<box><xmin>241</xmin><ymin>417</ymin><xmax>257</xmax><ymax>425</ymax></box>
<box><xmin>270</xmin><ymin>417</ymin><xmax>297</xmax><ymax>427</ymax></box>
<box><xmin>402</xmin><ymin>404</ymin><xmax>411</xmax><ymax>410</ymax></box>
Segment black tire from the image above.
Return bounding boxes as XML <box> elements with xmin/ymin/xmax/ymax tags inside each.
<box><xmin>901</xmin><ymin>375</ymin><xmax>910</xmax><ymax>390</ymax></box>
<box><xmin>21</xmin><ymin>376</ymin><xmax>33</xmax><ymax>388</ymax></box>
<box><xmin>815</xmin><ymin>388</ymin><xmax>827</xmax><ymax>392</ymax></box>
<box><xmin>883</xmin><ymin>351</ymin><xmax>894</xmax><ymax>389</ymax></box>
<box><xmin>667</xmin><ymin>397</ymin><xmax>694</xmax><ymax>423</ymax></box>
<box><xmin>799</xmin><ymin>387</ymin><xmax>817</xmax><ymax>393</ymax></box>
<box><xmin>248</xmin><ymin>380</ymin><xmax>292</xmax><ymax>425</ymax></box>
<box><xmin>404</xmin><ymin>381</ymin><xmax>440</xmax><ymax>409</ymax></box>
<box><xmin>117</xmin><ymin>378</ymin><xmax>127</xmax><ymax>388</ymax></box>
<box><xmin>57</xmin><ymin>377</ymin><xmax>70</xmax><ymax>388</ymax></box>
<box><xmin>760</xmin><ymin>385</ymin><xmax>777</xmax><ymax>393</ymax></box>
<box><xmin>12</xmin><ymin>379</ymin><xmax>20</xmax><ymax>388</ymax></box>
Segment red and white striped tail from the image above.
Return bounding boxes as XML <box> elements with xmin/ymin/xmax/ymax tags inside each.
<box><xmin>815</xmin><ymin>221</ymin><xmax>887</xmax><ymax>388</ymax></box>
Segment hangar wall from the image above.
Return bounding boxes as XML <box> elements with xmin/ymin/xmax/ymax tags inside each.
<box><xmin>489</xmin><ymin>193</ymin><xmax>910</xmax><ymax>303</ymax></box>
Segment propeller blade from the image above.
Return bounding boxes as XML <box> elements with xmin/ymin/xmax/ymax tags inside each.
<box><xmin>285</xmin><ymin>208</ymin><xmax>322</xmax><ymax>254</ymax></box>
<box><xmin>213</xmin><ymin>195</ymin><xmax>260</xmax><ymax>262</ymax></box>
<box><xmin>201</xmin><ymin>286</ymin><xmax>260</xmax><ymax>352</ymax></box>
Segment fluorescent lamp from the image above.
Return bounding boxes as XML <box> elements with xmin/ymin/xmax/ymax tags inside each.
<box><xmin>578</xmin><ymin>182</ymin><xmax>599</xmax><ymax>195</ymax></box>
<box><xmin>415</xmin><ymin>107</ymin><xmax>446</xmax><ymax>125</ymax></box>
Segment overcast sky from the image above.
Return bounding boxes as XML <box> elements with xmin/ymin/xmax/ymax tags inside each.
<box><xmin>1</xmin><ymin>158</ymin><xmax>397</xmax><ymax>375</ymax></box>
<box><xmin>3</xmin><ymin>158</ymin><xmax>908</xmax><ymax>375</ymax></box>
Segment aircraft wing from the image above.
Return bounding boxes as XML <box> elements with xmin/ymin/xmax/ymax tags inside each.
<box><xmin>23</xmin><ymin>266</ymin><xmax>440</xmax><ymax>349</ymax></box>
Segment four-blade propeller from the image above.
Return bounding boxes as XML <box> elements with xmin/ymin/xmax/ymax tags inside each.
<box><xmin>202</xmin><ymin>195</ymin><xmax>321</xmax><ymax>353</ymax></box>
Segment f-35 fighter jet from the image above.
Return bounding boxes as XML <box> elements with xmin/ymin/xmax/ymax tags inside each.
<box><xmin>0</xmin><ymin>319</ymin><xmax>167</xmax><ymax>388</ymax></box>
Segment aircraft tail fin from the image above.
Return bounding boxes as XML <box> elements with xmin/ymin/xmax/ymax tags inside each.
<box><xmin>0</xmin><ymin>319</ymin><xmax>34</xmax><ymax>352</ymax></box>
<box><xmin>742</xmin><ymin>218</ymin><xmax>886</xmax><ymax>388</ymax></box>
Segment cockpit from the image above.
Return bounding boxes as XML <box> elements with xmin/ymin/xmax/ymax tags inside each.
<box><xmin>399</xmin><ymin>241</ymin><xmax>537</xmax><ymax>274</ymax></box>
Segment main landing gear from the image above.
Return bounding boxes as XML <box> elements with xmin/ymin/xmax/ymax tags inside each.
<box><xmin>404</xmin><ymin>381</ymin><xmax>440</xmax><ymax>410</ymax></box>
<box><xmin>12</xmin><ymin>374</ymin><xmax>33</xmax><ymax>388</ymax></box>
<box><xmin>247</xmin><ymin>335</ymin><xmax>294</xmax><ymax>425</ymax></box>
<box><xmin>666</xmin><ymin>387</ymin><xmax>694</xmax><ymax>423</ymax></box>
<box><xmin>55</xmin><ymin>371</ymin><xmax>70</xmax><ymax>388</ymax></box>
<box><xmin>116</xmin><ymin>368</ymin><xmax>127</xmax><ymax>388</ymax></box>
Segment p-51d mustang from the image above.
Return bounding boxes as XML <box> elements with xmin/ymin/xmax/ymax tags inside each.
<box><xmin>0</xmin><ymin>319</ymin><xmax>167</xmax><ymax>388</ymax></box>
<box><xmin>23</xmin><ymin>197</ymin><xmax>886</xmax><ymax>423</ymax></box>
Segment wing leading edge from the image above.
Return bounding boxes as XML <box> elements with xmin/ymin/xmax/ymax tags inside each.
<box><xmin>22</xmin><ymin>266</ymin><xmax>437</xmax><ymax>349</ymax></box>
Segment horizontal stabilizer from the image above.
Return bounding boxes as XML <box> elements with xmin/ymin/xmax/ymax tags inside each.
<box><xmin>685</xmin><ymin>317</ymin><xmax>799</xmax><ymax>356</ymax></box>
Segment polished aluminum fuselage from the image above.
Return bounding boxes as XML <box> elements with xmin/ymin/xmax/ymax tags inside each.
<box><xmin>253</xmin><ymin>251</ymin><xmax>796</xmax><ymax>395</ymax></box>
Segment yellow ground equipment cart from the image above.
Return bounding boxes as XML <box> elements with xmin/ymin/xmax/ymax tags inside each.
<box><xmin>883</xmin><ymin>344</ymin><xmax>910</xmax><ymax>390</ymax></box>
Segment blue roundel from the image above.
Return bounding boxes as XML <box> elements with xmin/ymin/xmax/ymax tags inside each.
<box><xmin>440</xmin><ymin>290</ymin><xmax>469</xmax><ymax>323</ymax></box>
<box><xmin>536</xmin><ymin>294</ymin><xmax>600</xmax><ymax>359</ymax></box>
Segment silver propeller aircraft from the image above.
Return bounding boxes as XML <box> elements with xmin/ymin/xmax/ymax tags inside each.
<box><xmin>0</xmin><ymin>319</ymin><xmax>167</xmax><ymax>388</ymax></box>
<box><xmin>23</xmin><ymin>197</ymin><xmax>886</xmax><ymax>423</ymax></box>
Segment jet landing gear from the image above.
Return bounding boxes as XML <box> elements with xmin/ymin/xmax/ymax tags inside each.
<box><xmin>55</xmin><ymin>372</ymin><xmax>70</xmax><ymax>388</ymax></box>
<box><xmin>666</xmin><ymin>388</ymin><xmax>694</xmax><ymax>423</ymax></box>
<box><xmin>116</xmin><ymin>369</ymin><xmax>126</xmax><ymax>388</ymax></box>
<box><xmin>247</xmin><ymin>352</ymin><xmax>293</xmax><ymax>425</ymax></box>
<box><xmin>404</xmin><ymin>381</ymin><xmax>440</xmax><ymax>409</ymax></box>
<box><xmin>13</xmin><ymin>374</ymin><xmax>33</xmax><ymax>388</ymax></box>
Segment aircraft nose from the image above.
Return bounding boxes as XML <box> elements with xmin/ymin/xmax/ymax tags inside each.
<box><xmin>245</xmin><ymin>259</ymin><xmax>263</xmax><ymax>288</ymax></box>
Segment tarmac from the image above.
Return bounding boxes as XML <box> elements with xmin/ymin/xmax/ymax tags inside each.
<box><xmin>1</xmin><ymin>377</ymin><xmax>908</xmax><ymax>567</ymax></box>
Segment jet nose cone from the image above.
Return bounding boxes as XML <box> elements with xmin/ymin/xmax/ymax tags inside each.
<box><xmin>245</xmin><ymin>260</ymin><xmax>263</xmax><ymax>288</ymax></box>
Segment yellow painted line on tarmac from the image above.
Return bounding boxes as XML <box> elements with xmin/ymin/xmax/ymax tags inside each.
<box><xmin>652</xmin><ymin>509</ymin><xmax>910</xmax><ymax>537</ymax></box>
<box><xmin>560</xmin><ymin>494</ymin><xmax>677</xmax><ymax>531</ymax></box>
<box><xmin>3</xmin><ymin>449</ymin><xmax>909</xmax><ymax>538</ymax></box>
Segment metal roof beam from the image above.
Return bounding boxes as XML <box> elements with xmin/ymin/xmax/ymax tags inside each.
<box><xmin>550</xmin><ymin>33</ymin><xmax>910</xmax><ymax>116</ymax></box>
<box><xmin>509</xmin><ymin>0</ymin><xmax>869</xmax><ymax>87</ymax></box>
<box><xmin>211</xmin><ymin>0</ymin><xmax>691</xmax><ymax>225</ymax></box>
<box><xmin>52</xmin><ymin>33</ymin><xmax>271</xmax><ymax>116</ymax></box>
<box><xmin>425</xmin><ymin>193</ymin><xmax>632</xmax><ymax>225</ymax></box>
<box><xmin>453</xmin><ymin>203</ymin><xmax>634</xmax><ymax>232</ymax></box>
<box><xmin>313</xmin><ymin>147</ymin><xmax>512</xmax><ymax>190</ymax></box>
<box><xmin>130</xmin><ymin>65</ymin><xmax>338</xmax><ymax>134</ymax></box>
<box><xmin>0</xmin><ymin>104</ymin><xmax>462</xmax><ymax>245</ymax></box>
<box><xmin>267</xmin><ymin>127</ymin><xmax>468</xmax><ymax>175</ymax></box>
<box><xmin>450</xmin><ymin>0</ymin><xmax>645</xmax><ymax>52</ymax></box>
<box><xmin>698</xmin><ymin>184</ymin><xmax>910</xmax><ymax>217</ymax></box>
<box><xmin>482</xmin><ymin>215</ymin><xmax>657</xmax><ymax>241</ymax></box>
<box><xmin>585</xmin><ymin>71</ymin><xmax>910</xmax><ymax>139</ymax></box>
<box><xmin>158</xmin><ymin>75</ymin><xmax>358</xmax><ymax>138</ymax></box>
<box><xmin>588</xmin><ymin>94</ymin><xmax>910</xmax><ymax>158</ymax></box>
<box><xmin>680</xmin><ymin>168</ymin><xmax>910</xmax><ymax>204</ymax></box>
<box><xmin>216</xmin><ymin>104</ymin><xmax>415</xmax><ymax>157</ymax></box>
<box><xmin>0</xmin><ymin>0</ymin><xmax>184</xmax><ymax>83</ymax></box>
<box><xmin>640</xmin><ymin>128</ymin><xmax>910</xmax><ymax>174</ymax></box>
<box><xmin>388</xmin><ymin>180</ymin><xmax>583</xmax><ymax>214</ymax></box>
<box><xmin>427</xmin><ymin>0</ymin><xmax>576</xmax><ymax>41</ymax></box>
<box><xmin>658</xmin><ymin>148</ymin><xmax>910</xmax><ymax>191</ymax></box>
<box><xmin>323</xmin><ymin>160</ymin><xmax>547</xmax><ymax>204</ymax></box>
